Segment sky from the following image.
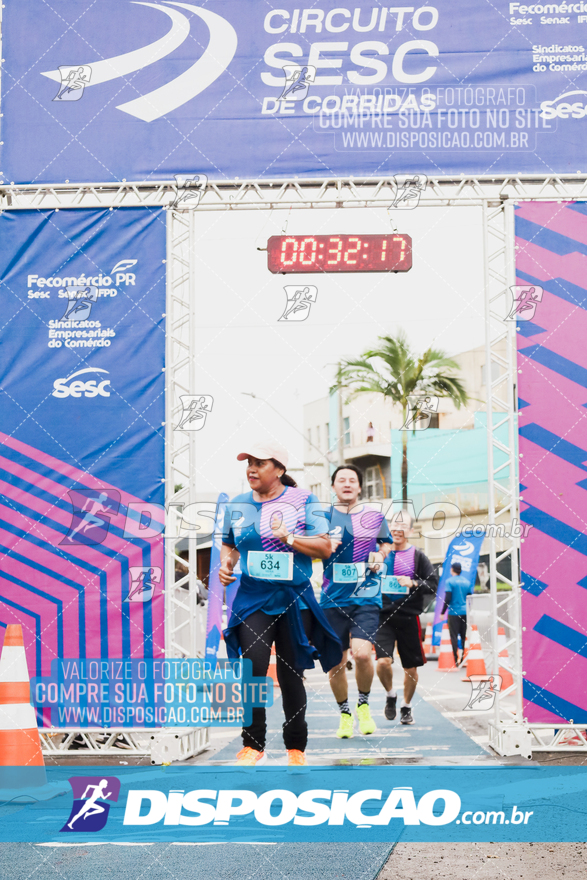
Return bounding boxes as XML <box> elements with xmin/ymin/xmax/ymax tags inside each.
<box><xmin>192</xmin><ymin>203</ymin><xmax>485</xmax><ymax>497</ymax></box>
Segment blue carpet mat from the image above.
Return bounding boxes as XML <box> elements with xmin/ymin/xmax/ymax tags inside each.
<box><xmin>214</xmin><ymin>675</ymin><xmax>486</xmax><ymax>764</ymax></box>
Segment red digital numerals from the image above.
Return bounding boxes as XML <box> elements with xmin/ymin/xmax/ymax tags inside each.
<box><xmin>267</xmin><ymin>234</ymin><xmax>412</xmax><ymax>274</ymax></box>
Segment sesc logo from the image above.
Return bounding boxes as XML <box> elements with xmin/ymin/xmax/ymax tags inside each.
<box><xmin>452</xmin><ymin>540</ymin><xmax>474</xmax><ymax>556</ymax></box>
<box><xmin>52</xmin><ymin>368</ymin><xmax>111</xmax><ymax>399</ymax></box>
<box><xmin>540</xmin><ymin>90</ymin><xmax>587</xmax><ymax>119</ymax></box>
<box><xmin>41</xmin><ymin>4</ymin><xmax>238</xmax><ymax>122</ymax></box>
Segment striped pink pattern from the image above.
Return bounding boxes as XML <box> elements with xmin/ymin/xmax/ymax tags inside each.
<box><xmin>393</xmin><ymin>545</ymin><xmax>416</xmax><ymax>578</ymax></box>
<box><xmin>259</xmin><ymin>487</ymin><xmax>310</xmax><ymax>552</ymax></box>
<box><xmin>351</xmin><ymin>508</ymin><xmax>385</xmax><ymax>563</ymax></box>
<box><xmin>0</xmin><ymin>430</ymin><xmax>164</xmax><ymax>695</ymax></box>
<box><xmin>516</xmin><ymin>200</ymin><xmax>587</xmax><ymax>723</ymax></box>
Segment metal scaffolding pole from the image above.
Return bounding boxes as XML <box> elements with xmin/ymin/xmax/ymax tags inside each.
<box><xmin>25</xmin><ymin>174</ymin><xmax>587</xmax><ymax>758</ymax></box>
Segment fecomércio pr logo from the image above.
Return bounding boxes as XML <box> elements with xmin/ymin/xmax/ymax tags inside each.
<box><xmin>61</xmin><ymin>776</ymin><xmax>121</xmax><ymax>833</ymax></box>
<box><xmin>43</xmin><ymin>257</ymin><xmax>138</xmax><ymax>351</ymax></box>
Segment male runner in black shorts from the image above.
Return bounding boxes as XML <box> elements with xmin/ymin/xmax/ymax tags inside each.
<box><xmin>374</xmin><ymin>511</ymin><xmax>438</xmax><ymax>724</ymax></box>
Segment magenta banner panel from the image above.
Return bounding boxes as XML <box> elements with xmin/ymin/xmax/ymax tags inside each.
<box><xmin>516</xmin><ymin>201</ymin><xmax>587</xmax><ymax>724</ymax></box>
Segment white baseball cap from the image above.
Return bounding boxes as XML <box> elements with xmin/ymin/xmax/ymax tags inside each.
<box><xmin>236</xmin><ymin>442</ymin><xmax>289</xmax><ymax>468</ymax></box>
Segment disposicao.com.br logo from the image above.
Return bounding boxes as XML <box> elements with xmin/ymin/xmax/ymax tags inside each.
<box><xmin>61</xmin><ymin>776</ymin><xmax>121</xmax><ymax>832</ymax></box>
<box><xmin>121</xmin><ymin>786</ymin><xmax>533</xmax><ymax>828</ymax></box>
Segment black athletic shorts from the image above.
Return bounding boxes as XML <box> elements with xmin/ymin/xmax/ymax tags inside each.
<box><xmin>374</xmin><ymin>612</ymin><xmax>426</xmax><ymax>668</ymax></box>
<box><xmin>323</xmin><ymin>604</ymin><xmax>380</xmax><ymax>649</ymax></box>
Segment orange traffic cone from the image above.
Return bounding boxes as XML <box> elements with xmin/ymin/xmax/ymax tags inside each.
<box><xmin>461</xmin><ymin>633</ymin><xmax>469</xmax><ymax>666</ymax></box>
<box><xmin>0</xmin><ymin>625</ymin><xmax>44</xmax><ymax>768</ymax></box>
<box><xmin>437</xmin><ymin>623</ymin><xmax>457</xmax><ymax>670</ymax></box>
<box><xmin>462</xmin><ymin>625</ymin><xmax>488</xmax><ymax>680</ymax></box>
<box><xmin>0</xmin><ymin>625</ymin><xmax>68</xmax><ymax>803</ymax></box>
<box><xmin>267</xmin><ymin>642</ymin><xmax>280</xmax><ymax>689</ymax></box>
<box><xmin>423</xmin><ymin>623</ymin><xmax>438</xmax><ymax>659</ymax></box>
<box><xmin>498</xmin><ymin>627</ymin><xmax>515</xmax><ymax>691</ymax></box>
<box><xmin>423</xmin><ymin>623</ymin><xmax>433</xmax><ymax>655</ymax></box>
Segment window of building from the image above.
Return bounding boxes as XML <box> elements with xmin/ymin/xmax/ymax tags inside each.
<box><xmin>481</xmin><ymin>361</ymin><xmax>500</xmax><ymax>386</ymax></box>
<box><xmin>307</xmin><ymin>428</ymin><xmax>312</xmax><ymax>450</ymax></box>
<box><xmin>315</xmin><ymin>425</ymin><xmax>320</xmax><ymax>450</ymax></box>
<box><xmin>310</xmin><ymin>483</ymin><xmax>323</xmax><ymax>500</ymax></box>
<box><xmin>325</xmin><ymin>423</ymin><xmax>329</xmax><ymax>451</ymax></box>
<box><xmin>428</xmin><ymin>412</ymin><xmax>440</xmax><ymax>429</ymax></box>
<box><xmin>365</xmin><ymin>466</ymin><xmax>384</xmax><ymax>500</ymax></box>
<box><xmin>343</xmin><ymin>416</ymin><xmax>350</xmax><ymax>446</ymax></box>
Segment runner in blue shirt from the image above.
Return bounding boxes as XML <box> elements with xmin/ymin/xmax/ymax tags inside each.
<box><xmin>219</xmin><ymin>441</ymin><xmax>343</xmax><ymax>767</ymax></box>
<box><xmin>319</xmin><ymin>465</ymin><xmax>393</xmax><ymax>739</ymax></box>
<box><xmin>441</xmin><ymin>562</ymin><xmax>474</xmax><ymax>666</ymax></box>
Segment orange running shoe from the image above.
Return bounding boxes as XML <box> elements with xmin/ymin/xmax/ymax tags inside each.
<box><xmin>287</xmin><ymin>749</ymin><xmax>307</xmax><ymax>767</ymax></box>
<box><xmin>236</xmin><ymin>747</ymin><xmax>266</xmax><ymax>766</ymax></box>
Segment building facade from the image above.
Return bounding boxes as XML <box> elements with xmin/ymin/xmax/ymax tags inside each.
<box><xmin>303</xmin><ymin>340</ymin><xmax>511</xmax><ymax>566</ymax></box>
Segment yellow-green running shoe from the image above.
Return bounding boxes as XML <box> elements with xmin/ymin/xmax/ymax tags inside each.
<box><xmin>356</xmin><ymin>702</ymin><xmax>377</xmax><ymax>735</ymax></box>
<box><xmin>336</xmin><ymin>712</ymin><xmax>354</xmax><ymax>739</ymax></box>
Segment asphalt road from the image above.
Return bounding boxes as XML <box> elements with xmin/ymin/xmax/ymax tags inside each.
<box><xmin>380</xmin><ymin>842</ymin><xmax>587</xmax><ymax>879</ymax></box>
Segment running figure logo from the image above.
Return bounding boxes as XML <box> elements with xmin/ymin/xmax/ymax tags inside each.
<box><xmin>463</xmin><ymin>675</ymin><xmax>502</xmax><ymax>711</ymax></box>
<box><xmin>61</xmin><ymin>489</ymin><xmax>120</xmax><ymax>546</ymax></box>
<box><xmin>177</xmin><ymin>394</ymin><xmax>214</xmax><ymax>431</ymax></box>
<box><xmin>506</xmin><ymin>285</ymin><xmax>544</xmax><ymax>322</ymax></box>
<box><xmin>173</xmin><ymin>174</ymin><xmax>208</xmax><ymax>208</ymax></box>
<box><xmin>53</xmin><ymin>65</ymin><xmax>92</xmax><ymax>101</ymax></box>
<box><xmin>279</xmin><ymin>285</ymin><xmax>318</xmax><ymax>322</ymax></box>
<box><xmin>401</xmin><ymin>395</ymin><xmax>439</xmax><ymax>430</ymax></box>
<box><xmin>126</xmin><ymin>566</ymin><xmax>162</xmax><ymax>603</ymax></box>
<box><xmin>60</xmin><ymin>286</ymin><xmax>99</xmax><ymax>323</ymax></box>
<box><xmin>279</xmin><ymin>65</ymin><xmax>316</xmax><ymax>101</ymax></box>
<box><xmin>392</xmin><ymin>174</ymin><xmax>427</xmax><ymax>209</ymax></box>
<box><xmin>61</xmin><ymin>776</ymin><xmax>121</xmax><ymax>832</ymax></box>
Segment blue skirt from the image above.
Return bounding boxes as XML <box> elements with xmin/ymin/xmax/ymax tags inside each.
<box><xmin>223</xmin><ymin>576</ymin><xmax>343</xmax><ymax>672</ymax></box>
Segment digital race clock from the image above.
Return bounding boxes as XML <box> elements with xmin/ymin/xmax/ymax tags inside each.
<box><xmin>267</xmin><ymin>233</ymin><xmax>412</xmax><ymax>274</ymax></box>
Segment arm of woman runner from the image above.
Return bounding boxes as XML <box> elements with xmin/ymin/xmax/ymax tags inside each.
<box><xmin>270</xmin><ymin>517</ymin><xmax>331</xmax><ymax>560</ymax></box>
<box><xmin>219</xmin><ymin>542</ymin><xmax>240</xmax><ymax>586</ymax></box>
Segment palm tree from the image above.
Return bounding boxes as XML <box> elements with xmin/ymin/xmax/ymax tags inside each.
<box><xmin>339</xmin><ymin>331</ymin><xmax>468</xmax><ymax>507</ymax></box>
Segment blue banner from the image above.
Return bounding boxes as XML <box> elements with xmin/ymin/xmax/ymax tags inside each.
<box><xmin>1</xmin><ymin>1</ymin><xmax>586</xmax><ymax>182</ymax></box>
<box><xmin>432</xmin><ymin>533</ymin><xmax>484</xmax><ymax>646</ymax></box>
<box><xmin>0</xmin><ymin>208</ymin><xmax>166</xmax><ymax>686</ymax></box>
<box><xmin>2</xmin><ymin>766</ymin><xmax>587</xmax><ymax>842</ymax></box>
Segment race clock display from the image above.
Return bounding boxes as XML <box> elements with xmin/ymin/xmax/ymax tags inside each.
<box><xmin>267</xmin><ymin>234</ymin><xmax>412</xmax><ymax>274</ymax></box>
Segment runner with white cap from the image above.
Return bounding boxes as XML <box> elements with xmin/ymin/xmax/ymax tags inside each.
<box><xmin>220</xmin><ymin>441</ymin><xmax>343</xmax><ymax>767</ymax></box>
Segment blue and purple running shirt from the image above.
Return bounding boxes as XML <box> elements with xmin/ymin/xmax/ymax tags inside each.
<box><xmin>320</xmin><ymin>505</ymin><xmax>392</xmax><ymax>609</ymax></box>
<box><xmin>222</xmin><ymin>486</ymin><xmax>326</xmax><ymax>615</ymax></box>
<box><xmin>381</xmin><ymin>544</ymin><xmax>417</xmax><ymax>604</ymax></box>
